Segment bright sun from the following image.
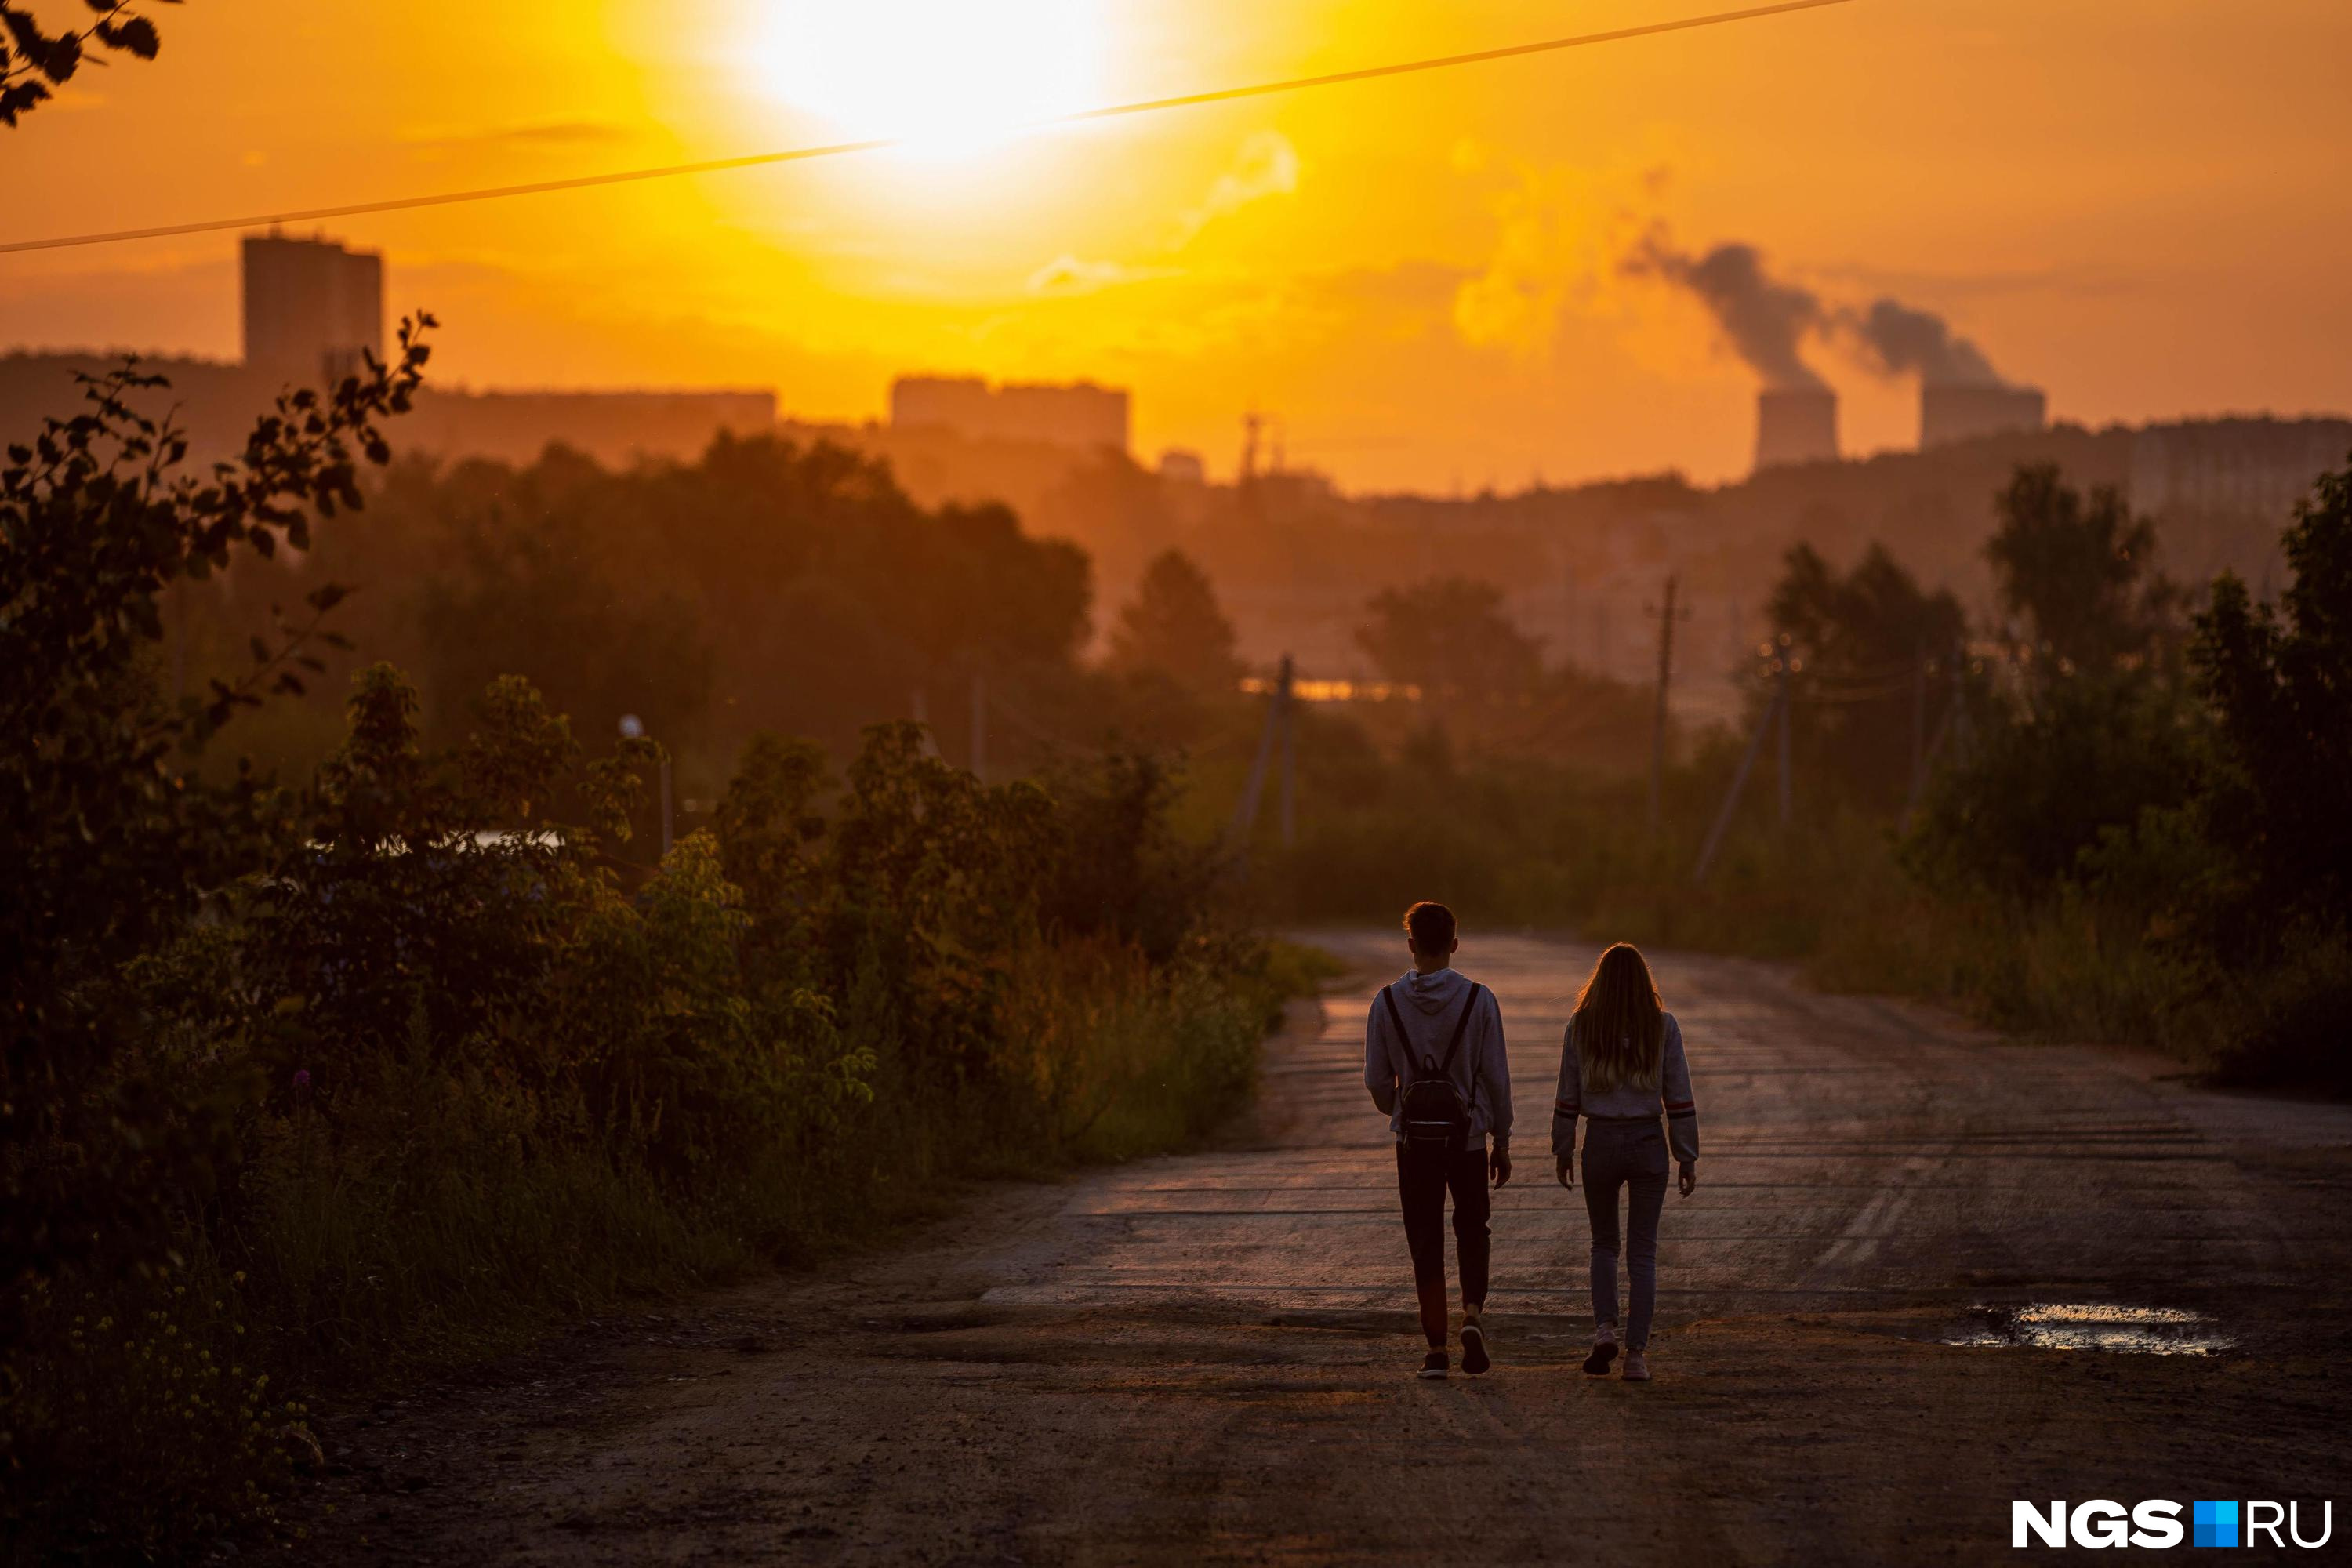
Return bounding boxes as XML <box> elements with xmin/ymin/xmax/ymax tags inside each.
<box><xmin>755</xmin><ymin>0</ymin><xmax>1104</xmax><ymax>148</ymax></box>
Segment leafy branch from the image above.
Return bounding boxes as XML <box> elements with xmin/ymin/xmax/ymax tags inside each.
<box><xmin>1</xmin><ymin>1</ymin><xmax>180</xmax><ymax>126</ymax></box>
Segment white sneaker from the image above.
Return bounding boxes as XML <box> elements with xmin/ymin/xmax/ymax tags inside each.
<box><xmin>1623</xmin><ymin>1348</ymin><xmax>1650</xmax><ymax>1381</ymax></box>
<box><xmin>1583</xmin><ymin>1322</ymin><xmax>1618</xmax><ymax>1377</ymax></box>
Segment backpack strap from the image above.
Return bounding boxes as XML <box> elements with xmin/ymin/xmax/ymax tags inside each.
<box><xmin>1437</xmin><ymin>983</ymin><xmax>1482</xmax><ymax>1076</ymax></box>
<box><xmin>1379</xmin><ymin>985</ymin><xmax>1426</xmax><ymax>1077</ymax></box>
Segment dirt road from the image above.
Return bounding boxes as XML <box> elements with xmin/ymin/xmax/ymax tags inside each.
<box><xmin>285</xmin><ymin>931</ymin><xmax>2352</xmax><ymax>1565</ymax></box>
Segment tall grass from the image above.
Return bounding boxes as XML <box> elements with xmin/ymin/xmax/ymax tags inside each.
<box><xmin>4</xmin><ymin>696</ymin><xmax>1317</xmax><ymax>1564</ymax></box>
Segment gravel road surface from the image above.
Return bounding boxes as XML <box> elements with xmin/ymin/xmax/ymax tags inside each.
<box><xmin>281</xmin><ymin>931</ymin><xmax>2352</xmax><ymax>1566</ymax></box>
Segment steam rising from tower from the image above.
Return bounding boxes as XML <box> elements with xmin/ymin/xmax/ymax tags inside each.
<box><xmin>1628</xmin><ymin>230</ymin><xmax>1839</xmax><ymax>470</ymax></box>
<box><xmin>1629</xmin><ymin>231</ymin><xmax>1827</xmax><ymax>390</ymax></box>
<box><xmin>1846</xmin><ymin>297</ymin><xmax>2045</xmax><ymax>447</ymax></box>
<box><xmin>1848</xmin><ymin>299</ymin><xmax>2002</xmax><ymax>387</ymax></box>
<box><xmin>1629</xmin><ymin>227</ymin><xmax>2047</xmax><ymax>465</ymax></box>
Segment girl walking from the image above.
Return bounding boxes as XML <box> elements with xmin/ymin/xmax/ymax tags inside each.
<box><xmin>1551</xmin><ymin>943</ymin><xmax>1699</xmax><ymax>1381</ymax></box>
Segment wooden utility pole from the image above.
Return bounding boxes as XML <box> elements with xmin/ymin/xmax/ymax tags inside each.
<box><xmin>914</xmin><ymin>686</ymin><xmax>944</xmax><ymax>759</ymax></box>
<box><xmin>1693</xmin><ymin>679</ymin><xmax>1783</xmax><ymax>886</ymax></box>
<box><xmin>1950</xmin><ymin>641</ymin><xmax>1972</xmax><ymax>762</ymax></box>
<box><xmin>969</xmin><ymin>669</ymin><xmax>988</xmax><ymax>782</ymax></box>
<box><xmin>1562</xmin><ymin>563</ymin><xmax>1577</xmax><ymax>670</ymax></box>
<box><xmin>1775</xmin><ymin>655</ymin><xmax>1793</xmax><ymax>827</ymax></box>
<box><xmin>1279</xmin><ymin>676</ymin><xmax>1298</xmax><ymax>849</ymax></box>
<box><xmin>1647</xmin><ymin>575</ymin><xmax>1680</xmax><ymax>832</ymax></box>
<box><xmin>1910</xmin><ymin>644</ymin><xmax>1928</xmax><ymax>804</ymax></box>
<box><xmin>1231</xmin><ymin>655</ymin><xmax>1293</xmax><ymax>843</ymax></box>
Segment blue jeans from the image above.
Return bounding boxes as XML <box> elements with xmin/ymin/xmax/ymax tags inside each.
<box><xmin>1581</xmin><ymin>1120</ymin><xmax>1669</xmax><ymax>1349</ymax></box>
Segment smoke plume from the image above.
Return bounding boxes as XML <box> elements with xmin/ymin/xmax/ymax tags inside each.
<box><xmin>1846</xmin><ymin>298</ymin><xmax>2006</xmax><ymax>387</ymax></box>
<box><xmin>1628</xmin><ymin>229</ymin><xmax>1826</xmax><ymax>389</ymax></box>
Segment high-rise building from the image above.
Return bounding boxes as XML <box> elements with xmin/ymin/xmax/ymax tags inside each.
<box><xmin>2129</xmin><ymin>418</ymin><xmax>2350</xmax><ymax>518</ymax></box>
<box><xmin>1754</xmin><ymin>387</ymin><xmax>1839</xmax><ymax>470</ymax></box>
<box><xmin>891</xmin><ymin>375</ymin><xmax>1129</xmax><ymax>452</ymax></box>
<box><xmin>1920</xmin><ymin>384</ymin><xmax>2045</xmax><ymax>448</ymax></box>
<box><xmin>241</xmin><ymin>232</ymin><xmax>383</xmax><ymax>384</ymax></box>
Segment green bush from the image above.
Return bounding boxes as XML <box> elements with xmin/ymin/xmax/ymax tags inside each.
<box><xmin>4</xmin><ymin>659</ymin><xmax>1301</xmax><ymax>1560</ymax></box>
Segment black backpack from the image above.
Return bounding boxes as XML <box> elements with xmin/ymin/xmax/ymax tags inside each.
<box><xmin>1381</xmin><ymin>982</ymin><xmax>1483</xmax><ymax>1150</ymax></box>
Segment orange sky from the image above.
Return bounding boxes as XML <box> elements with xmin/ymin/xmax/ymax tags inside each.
<box><xmin>5</xmin><ymin>0</ymin><xmax>2349</xmax><ymax>489</ymax></box>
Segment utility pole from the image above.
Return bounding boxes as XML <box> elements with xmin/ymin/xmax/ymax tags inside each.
<box><xmin>1230</xmin><ymin>655</ymin><xmax>1294</xmax><ymax>844</ymax></box>
<box><xmin>969</xmin><ymin>669</ymin><xmax>988</xmax><ymax>782</ymax></box>
<box><xmin>1279</xmin><ymin>672</ymin><xmax>1298</xmax><ymax>849</ymax></box>
<box><xmin>1647</xmin><ymin>579</ymin><xmax>1671</xmax><ymax>830</ymax></box>
<box><xmin>909</xmin><ymin>684</ymin><xmax>940</xmax><ymax>759</ymax></box>
<box><xmin>659</xmin><ymin>754</ymin><xmax>673</xmax><ymax>859</ymax></box>
<box><xmin>618</xmin><ymin>714</ymin><xmax>671</xmax><ymax>861</ymax></box>
<box><xmin>1562</xmin><ymin>562</ymin><xmax>1577</xmax><ymax>672</ymax></box>
<box><xmin>1646</xmin><ymin>575</ymin><xmax>1682</xmax><ymax>833</ymax></box>
<box><xmin>1693</xmin><ymin>677</ymin><xmax>1783</xmax><ymax>886</ymax></box>
<box><xmin>1950</xmin><ymin>640</ymin><xmax>1972</xmax><ymax>762</ymax></box>
<box><xmin>1910</xmin><ymin>644</ymin><xmax>1928</xmax><ymax>804</ymax></box>
<box><xmin>1775</xmin><ymin>651</ymin><xmax>1793</xmax><ymax>828</ymax></box>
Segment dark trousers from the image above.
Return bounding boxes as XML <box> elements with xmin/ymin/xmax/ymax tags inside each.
<box><xmin>1396</xmin><ymin>1140</ymin><xmax>1490</xmax><ymax>1347</ymax></box>
<box><xmin>1581</xmin><ymin>1120</ymin><xmax>1670</xmax><ymax>1349</ymax></box>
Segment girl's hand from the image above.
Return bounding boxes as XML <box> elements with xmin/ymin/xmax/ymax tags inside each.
<box><xmin>1678</xmin><ymin>1162</ymin><xmax>1697</xmax><ymax>1197</ymax></box>
<box><xmin>1555</xmin><ymin>1155</ymin><xmax>1574</xmax><ymax>1189</ymax></box>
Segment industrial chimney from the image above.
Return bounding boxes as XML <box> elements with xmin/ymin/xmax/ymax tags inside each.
<box><xmin>1920</xmin><ymin>384</ymin><xmax>2045</xmax><ymax>448</ymax></box>
<box><xmin>1754</xmin><ymin>387</ymin><xmax>1839</xmax><ymax>471</ymax></box>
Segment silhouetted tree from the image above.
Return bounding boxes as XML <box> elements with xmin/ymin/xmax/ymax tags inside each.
<box><xmin>2190</xmin><ymin>452</ymin><xmax>2352</xmax><ymax>932</ymax></box>
<box><xmin>316</xmin><ymin>435</ymin><xmax>1094</xmax><ymax>769</ymax></box>
<box><xmin>1</xmin><ymin>2</ymin><xmax>170</xmax><ymax>125</ymax></box>
<box><xmin>416</xmin><ymin>511</ymin><xmax>714</xmax><ymax>769</ymax></box>
<box><xmin>1356</xmin><ymin>576</ymin><xmax>1541</xmax><ymax>702</ymax></box>
<box><xmin>1769</xmin><ymin>543</ymin><xmax>1965</xmax><ymax>808</ymax></box>
<box><xmin>1107</xmin><ymin>548</ymin><xmax>1243</xmax><ymax>693</ymax></box>
<box><xmin>1987</xmin><ymin>463</ymin><xmax>2178</xmax><ymax>678</ymax></box>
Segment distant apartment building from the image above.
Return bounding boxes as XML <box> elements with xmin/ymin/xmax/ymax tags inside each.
<box><xmin>2129</xmin><ymin>417</ymin><xmax>2352</xmax><ymax>519</ymax></box>
<box><xmin>891</xmin><ymin>375</ymin><xmax>1129</xmax><ymax>453</ymax></box>
<box><xmin>1921</xmin><ymin>383</ymin><xmax>2046</xmax><ymax>449</ymax></box>
<box><xmin>0</xmin><ymin>234</ymin><xmax>781</xmax><ymax>470</ymax></box>
<box><xmin>242</xmin><ymin>232</ymin><xmax>383</xmax><ymax>384</ymax></box>
<box><xmin>1753</xmin><ymin>387</ymin><xmax>1839</xmax><ymax>470</ymax></box>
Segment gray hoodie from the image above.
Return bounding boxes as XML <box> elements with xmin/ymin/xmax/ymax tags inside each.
<box><xmin>1550</xmin><ymin>1011</ymin><xmax>1700</xmax><ymax>1167</ymax></box>
<box><xmin>1363</xmin><ymin>967</ymin><xmax>1513</xmax><ymax>1145</ymax></box>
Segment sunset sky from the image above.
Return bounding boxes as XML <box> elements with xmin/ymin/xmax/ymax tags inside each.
<box><xmin>5</xmin><ymin>0</ymin><xmax>2349</xmax><ymax>489</ymax></box>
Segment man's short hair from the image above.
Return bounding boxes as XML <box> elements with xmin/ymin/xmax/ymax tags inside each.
<box><xmin>1403</xmin><ymin>901</ymin><xmax>1457</xmax><ymax>953</ymax></box>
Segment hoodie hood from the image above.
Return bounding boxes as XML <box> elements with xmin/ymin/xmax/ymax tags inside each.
<box><xmin>1397</xmin><ymin>966</ymin><xmax>1472</xmax><ymax>1017</ymax></box>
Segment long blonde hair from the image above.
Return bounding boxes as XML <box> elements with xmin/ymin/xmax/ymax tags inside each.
<box><xmin>1573</xmin><ymin>943</ymin><xmax>1664</xmax><ymax>1095</ymax></box>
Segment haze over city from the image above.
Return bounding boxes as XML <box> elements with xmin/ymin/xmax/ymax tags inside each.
<box><xmin>6</xmin><ymin>0</ymin><xmax>2350</xmax><ymax>488</ymax></box>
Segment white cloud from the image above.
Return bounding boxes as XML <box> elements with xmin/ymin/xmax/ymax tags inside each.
<box><xmin>1025</xmin><ymin>255</ymin><xmax>1177</xmax><ymax>296</ymax></box>
<box><xmin>1175</xmin><ymin>130</ymin><xmax>1300</xmax><ymax>244</ymax></box>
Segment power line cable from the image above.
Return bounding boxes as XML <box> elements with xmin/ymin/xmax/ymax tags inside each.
<box><xmin>2</xmin><ymin>0</ymin><xmax>1855</xmax><ymax>255</ymax></box>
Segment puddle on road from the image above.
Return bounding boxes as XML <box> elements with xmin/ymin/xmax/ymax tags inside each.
<box><xmin>1943</xmin><ymin>1302</ymin><xmax>2236</xmax><ymax>1356</ymax></box>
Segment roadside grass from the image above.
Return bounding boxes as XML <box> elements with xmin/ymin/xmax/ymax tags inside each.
<box><xmin>6</xmin><ymin>934</ymin><xmax>1327</xmax><ymax>1566</ymax></box>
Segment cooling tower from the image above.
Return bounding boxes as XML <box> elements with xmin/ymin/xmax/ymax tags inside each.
<box><xmin>1754</xmin><ymin>387</ymin><xmax>1839</xmax><ymax>471</ymax></box>
<box><xmin>1920</xmin><ymin>384</ymin><xmax>2045</xmax><ymax>448</ymax></box>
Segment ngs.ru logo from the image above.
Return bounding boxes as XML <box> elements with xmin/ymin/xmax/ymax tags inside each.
<box><xmin>2013</xmin><ymin>1500</ymin><xmax>2333</xmax><ymax>1549</ymax></box>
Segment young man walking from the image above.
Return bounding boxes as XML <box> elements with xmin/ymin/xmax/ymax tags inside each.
<box><xmin>1363</xmin><ymin>901</ymin><xmax>1512</xmax><ymax>1378</ymax></box>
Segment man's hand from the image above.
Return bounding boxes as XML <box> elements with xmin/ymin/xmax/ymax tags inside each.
<box><xmin>1679</xmin><ymin>1162</ymin><xmax>1697</xmax><ymax>1197</ymax></box>
<box><xmin>1490</xmin><ymin>1142</ymin><xmax>1512</xmax><ymax>1188</ymax></box>
<box><xmin>1555</xmin><ymin>1154</ymin><xmax>1574</xmax><ymax>1189</ymax></box>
